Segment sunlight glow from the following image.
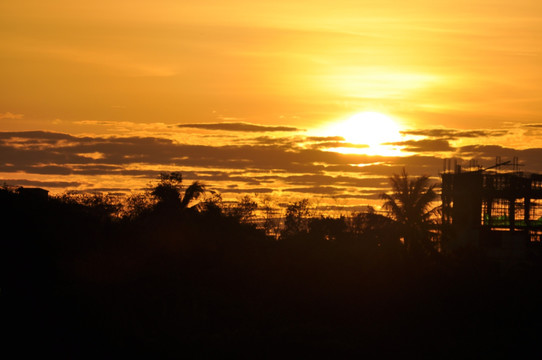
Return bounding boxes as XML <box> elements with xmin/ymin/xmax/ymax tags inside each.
<box><xmin>319</xmin><ymin>112</ymin><xmax>405</xmax><ymax>156</ymax></box>
<box><xmin>318</xmin><ymin>70</ymin><xmax>439</xmax><ymax>99</ymax></box>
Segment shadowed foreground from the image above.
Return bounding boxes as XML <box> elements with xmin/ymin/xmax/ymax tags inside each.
<box><xmin>2</xmin><ymin>187</ymin><xmax>542</xmax><ymax>358</ymax></box>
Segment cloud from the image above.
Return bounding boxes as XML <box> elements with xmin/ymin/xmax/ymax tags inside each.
<box><xmin>177</xmin><ymin>122</ymin><xmax>301</xmax><ymax>132</ymax></box>
<box><xmin>401</xmin><ymin>129</ymin><xmax>508</xmax><ymax>140</ymax></box>
<box><xmin>0</xmin><ymin>131</ymin><xmax>377</xmax><ymax>175</ymax></box>
<box><xmin>249</xmin><ymin>135</ymin><xmax>368</xmax><ymax>150</ymax></box>
<box><xmin>0</xmin><ymin>179</ymin><xmax>82</xmax><ymax>188</ymax></box>
<box><xmin>0</xmin><ymin>112</ymin><xmax>24</xmax><ymax>120</ymax></box>
<box><xmin>3</xmin><ymin>130</ymin><xmax>542</xmax><ymax>201</ymax></box>
<box><xmin>309</xmin><ymin>142</ymin><xmax>370</xmax><ymax>150</ymax></box>
<box><xmin>0</xmin><ymin>130</ymin><xmax>500</xmax><ymax>178</ymax></box>
<box><xmin>288</xmin><ymin>186</ymin><xmax>344</xmax><ymax>195</ymax></box>
<box><xmin>458</xmin><ymin>144</ymin><xmax>515</xmax><ymax>158</ymax></box>
<box><xmin>305</xmin><ymin>136</ymin><xmax>345</xmax><ymax>142</ymax></box>
<box><xmin>283</xmin><ymin>174</ymin><xmax>388</xmax><ymax>188</ymax></box>
<box><xmin>245</xmin><ymin>136</ymin><xmax>305</xmax><ymax>147</ymax></box>
<box><xmin>387</xmin><ymin>139</ymin><xmax>453</xmax><ymax>152</ymax></box>
<box><xmin>213</xmin><ymin>187</ymin><xmax>274</xmax><ymax>194</ymax></box>
<box><xmin>298</xmin><ymin>136</ymin><xmax>371</xmax><ymax>150</ymax></box>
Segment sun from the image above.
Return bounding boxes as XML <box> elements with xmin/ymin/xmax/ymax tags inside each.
<box><xmin>336</xmin><ymin>112</ymin><xmax>402</xmax><ymax>146</ymax></box>
<box><xmin>319</xmin><ymin>111</ymin><xmax>404</xmax><ymax>156</ymax></box>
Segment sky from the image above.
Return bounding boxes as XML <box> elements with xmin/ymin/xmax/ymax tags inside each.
<box><xmin>2</xmin><ymin>1</ymin><xmax>542</xmax><ymax>211</ymax></box>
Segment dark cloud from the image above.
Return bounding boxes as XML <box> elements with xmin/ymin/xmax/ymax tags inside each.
<box><xmin>313</xmin><ymin>204</ymin><xmax>374</xmax><ymax>213</ymax></box>
<box><xmin>387</xmin><ymin>139</ymin><xmax>453</xmax><ymax>152</ymax></box>
<box><xmin>458</xmin><ymin>144</ymin><xmax>511</xmax><ymax>156</ymax></box>
<box><xmin>177</xmin><ymin>122</ymin><xmax>301</xmax><ymax>132</ymax></box>
<box><xmin>457</xmin><ymin>145</ymin><xmax>542</xmax><ymax>170</ymax></box>
<box><xmin>73</xmin><ymin>188</ymin><xmax>134</xmax><ymax>194</ymax></box>
<box><xmin>0</xmin><ymin>131</ymin><xmax>384</xmax><ymax>187</ymax></box>
<box><xmin>338</xmin><ymin>155</ymin><xmax>449</xmax><ymax>178</ymax></box>
<box><xmin>309</xmin><ymin>142</ymin><xmax>370</xmax><ymax>150</ymax></box>
<box><xmin>285</xmin><ymin>190</ymin><xmax>383</xmax><ymax>200</ymax></box>
<box><xmin>401</xmin><ymin>129</ymin><xmax>508</xmax><ymax>140</ymax></box>
<box><xmin>0</xmin><ymin>179</ymin><xmax>82</xmax><ymax>188</ymax></box>
<box><xmin>0</xmin><ymin>131</ymin><xmax>78</xmax><ymax>141</ymax></box>
<box><xmin>3</xmin><ymin>130</ymin><xmax>542</xmax><ymax>200</ymax></box>
<box><xmin>248</xmin><ymin>135</ymin><xmax>360</xmax><ymax>150</ymax></box>
<box><xmin>186</xmin><ymin>171</ymin><xmax>263</xmax><ymax>186</ymax></box>
<box><xmin>213</xmin><ymin>187</ymin><xmax>274</xmax><ymax>194</ymax></box>
<box><xmin>288</xmin><ymin>186</ymin><xmax>344</xmax><ymax>195</ymax></box>
<box><xmin>283</xmin><ymin>174</ymin><xmax>388</xmax><ymax>188</ymax></box>
<box><xmin>245</xmin><ymin>136</ymin><xmax>304</xmax><ymax>147</ymax></box>
<box><xmin>0</xmin><ymin>130</ymin><xmax>512</xmax><ymax>178</ymax></box>
<box><xmin>305</xmin><ymin>136</ymin><xmax>345</xmax><ymax>142</ymax></box>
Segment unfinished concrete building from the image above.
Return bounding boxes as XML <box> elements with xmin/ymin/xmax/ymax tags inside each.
<box><xmin>441</xmin><ymin>158</ymin><xmax>542</xmax><ymax>258</ymax></box>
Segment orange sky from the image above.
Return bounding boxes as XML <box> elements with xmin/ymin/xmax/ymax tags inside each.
<box><xmin>2</xmin><ymin>1</ymin><xmax>542</xmax><ymax>210</ymax></box>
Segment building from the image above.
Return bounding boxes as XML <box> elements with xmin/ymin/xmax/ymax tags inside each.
<box><xmin>441</xmin><ymin>158</ymin><xmax>542</xmax><ymax>259</ymax></box>
<box><xmin>16</xmin><ymin>186</ymin><xmax>49</xmax><ymax>201</ymax></box>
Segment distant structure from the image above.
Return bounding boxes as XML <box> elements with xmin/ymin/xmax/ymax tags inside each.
<box><xmin>441</xmin><ymin>157</ymin><xmax>542</xmax><ymax>259</ymax></box>
<box><xmin>16</xmin><ymin>187</ymin><xmax>49</xmax><ymax>201</ymax></box>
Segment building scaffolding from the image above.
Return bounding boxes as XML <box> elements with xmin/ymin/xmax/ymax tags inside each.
<box><xmin>441</xmin><ymin>158</ymin><xmax>542</xmax><ymax>257</ymax></box>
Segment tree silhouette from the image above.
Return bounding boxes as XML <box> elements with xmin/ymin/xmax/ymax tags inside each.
<box><xmin>348</xmin><ymin>207</ymin><xmax>401</xmax><ymax>249</ymax></box>
<box><xmin>229</xmin><ymin>195</ymin><xmax>258</xmax><ymax>224</ymax></box>
<box><xmin>57</xmin><ymin>191</ymin><xmax>121</xmax><ymax>219</ymax></box>
<box><xmin>380</xmin><ymin>168</ymin><xmax>439</xmax><ymax>254</ymax></box>
<box><xmin>308</xmin><ymin>216</ymin><xmax>347</xmax><ymax>241</ymax></box>
<box><xmin>4</xmin><ymin>184</ymin><xmax>542</xmax><ymax>357</ymax></box>
<box><xmin>281</xmin><ymin>199</ymin><xmax>311</xmax><ymax>239</ymax></box>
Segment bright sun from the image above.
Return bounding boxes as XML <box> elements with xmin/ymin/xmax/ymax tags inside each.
<box><xmin>320</xmin><ymin>111</ymin><xmax>404</xmax><ymax>156</ymax></box>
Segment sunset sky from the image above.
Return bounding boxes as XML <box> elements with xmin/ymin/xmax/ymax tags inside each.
<box><xmin>2</xmin><ymin>1</ymin><xmax>542</xmax><ymax>211</ymax></box>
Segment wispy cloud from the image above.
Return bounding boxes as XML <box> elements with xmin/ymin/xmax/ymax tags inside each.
<box><xmin>1</xmin><ymin>179</ymin><xmax>82</xmax><ymax>188</ymax></box>
<box><xmin>401</xmin><ymin>128</ymin><xmax>508</xmax><ymax>140</ymax></box>
<box><xmin>177</xmin><ymin>122</ymin><xmax>302</xmax><ymax>132</ymax></box>
<box><xmin>0</xmin><ymin>112</ymin><xmax>24</xmax><ymax>120</ymax></box>
<box><xmin>387</xmin><ymin>139</ymin><xmax>453</xmax><ymax>152</ymax></box>
<box><xmin>309</xmin><ymin>142</ymin><xmax>370</xmax><ymax>150</ymax></box>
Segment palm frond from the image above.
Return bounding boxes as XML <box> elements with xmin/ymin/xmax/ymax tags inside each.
<box><xmin>181</xmin><ymin>181</ymin><xmax>206</xmax><ymax>209</ymax></box>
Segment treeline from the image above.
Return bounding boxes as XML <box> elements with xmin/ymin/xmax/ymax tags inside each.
<box><xmin>2</xmin><ymin>173</ymin><xmax>542</xmax><ymax>358</ymax></box>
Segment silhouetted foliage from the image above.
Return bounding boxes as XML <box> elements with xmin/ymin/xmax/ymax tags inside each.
<box><xmin>3</xmin><ymin>180</ymin><xmax>542</xmax><ymax>358</ymax></box>
<box><xmin>261</xmin><ymin>196</ymin><xmax>282</xmax><ymax>239</ymax></box>
<box><xmin>199</xmin><ymin>190</ymin><xmax>224</xmax><ymax>217</ymax></box>
<box><xmin>308</xmin><ymin>216</ymin><xmax>347</xmax><ymax>241</ymax></box>
<box><xmin>56</xmin><ymin>191</ymin><xmax>122</xmax><ymax>219</ymax></box>
<box><xmin>150</xmin><ymin>171</ymin><xmax>205</xmax><ymax>214</ymax></box>
<box><xmin>120</xmin><ymin>192</ymin><xmax>154</xmax><ymax>219</ymax></box>
<box><xmin>348</xmin><ymin>208</ymin><xmax>402</xmax><ymax>250</ymax></box>
<box><xmin>281</xmin><ymin>199</ymin><xmax>312</xmax><ymax>239</ymax></box>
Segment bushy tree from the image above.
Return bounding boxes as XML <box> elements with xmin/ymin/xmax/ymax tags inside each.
<box><xmin>348</xmin><ymin>208</ymin><xmax>401</xmax><ymax>249</ymax></box>
<box><xmin>229</xmin><ymin>195</ymin><xmax>258</xmax><ymax>224</ymax></box>
<box><xmin>199</xmin><ymin>190</ymin><xmax>224</xmax><ymax>217</ymax></box>
<box><xmin>57</xmin><ymin>191</ymin><xmax>122</xmax><ymax>219</ymax></box>
<box><xmin>308</xmin><ymin>216</ymin><xmax>347</xmax><ymax>241</ymax></box>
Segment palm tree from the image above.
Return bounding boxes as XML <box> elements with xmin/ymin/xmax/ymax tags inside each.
<box><xmin>180</xmin><ymin>181</ymin><xmax>206</xmax><ymax>210</ymax></box>
<box><xmin>151</xmin><ymin>172</ymin><xmax>206</xmax><ymax>212</ymax></box>
<box><xmin>380</xmin><ymin>168</ymin><xmax>439</xmax><ymax>254</ymax></box>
